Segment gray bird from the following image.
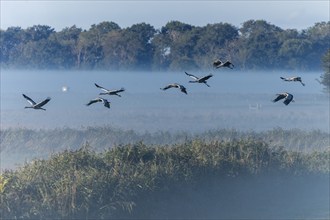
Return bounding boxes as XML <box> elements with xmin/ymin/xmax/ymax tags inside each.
<box><xmin>22</xmin><ymin>94</ymin><xmax>51</xmax><ymax>111</ymax></box>
<box><xmin>213</xmin><ymin>59</ymin><xmax>234</xmax><ymax>69</ymax></box>
<box><xmin>280</xmin><ymin>76</ymin><xmax>305</xmax><ymax>86</ymax></box>
<box><xmin>95</xmin><ymin>83</ymin><xmax>125</xmax><ymax>97</ymax></box>
<box><xmin>272</xmin><ymin>92</ymin><xmax>294</xmax><ymax>105</ymax></box>
<box><xmin>160</xmin><ymin>83</ymin><xmax>187</xmax><ymax>94</ymax></box>
<box><xmin>86</xmin><ymin>97</ymin><xmax>110</xmax><ymax>108</ymax></box>
<box><xmin>185</xmin><ymin>71</ymin><xmax>213</xmax><ymax>87</ymax></box>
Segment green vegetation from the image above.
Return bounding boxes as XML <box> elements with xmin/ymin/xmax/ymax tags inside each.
<box><xmin>1</xmin><ymin>20</ymin><xmax>329</xmax><ymax>70</ymax></box>
<box><xmin>1</xmin><ymin>139</ymin><xmax>329</xmax><ymax>219</ymax></box>
<box><xmin>321</xmin><ymin>49</ymin><xmax>330</xmax><ymax>93</ymax></box>
<box><xmin>1</xmin><ymin>127</ymin><xmax>329</xmax><ymax>170</ymax></box>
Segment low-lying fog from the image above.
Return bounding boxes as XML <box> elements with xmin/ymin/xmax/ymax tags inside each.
<box><xmin>1</xmin><ymin>70</ymin><xmax>329</xmax><ymax>132</ymax></box>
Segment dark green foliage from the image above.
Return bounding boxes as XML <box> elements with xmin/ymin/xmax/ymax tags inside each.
<box><xmin>1</xmin><ymin>20</ymin><xmax>329</xmax><ymax>70</ymax></box>
<box><xmin>320</xmin><ymin>49</ymin><xmax>330</xmax><ymax>93</ymax></box>
<box><xmin>0</xmin><ymin>139</ymin><xmax>329</xmax><ymax>219</ymax></box>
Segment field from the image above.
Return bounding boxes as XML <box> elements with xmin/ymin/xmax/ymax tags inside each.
<box><xmin>1</xmin><ymin>128</ymin><xmax>329</xmax><ymax>219</ymax></box>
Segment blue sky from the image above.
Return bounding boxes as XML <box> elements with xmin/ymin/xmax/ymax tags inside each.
<box><xmin>1</xmin><ymin>0</ymin><xmax>329</xmax><ymax>31</ymax></box>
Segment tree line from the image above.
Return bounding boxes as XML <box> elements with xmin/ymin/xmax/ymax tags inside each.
<box><xmin>1</xmin><ymin>20</ymin><xmax>329</xmax><ymax>71</ymax></box>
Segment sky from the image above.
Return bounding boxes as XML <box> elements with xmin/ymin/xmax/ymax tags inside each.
<box><xmin>0</xmin><ymin>0</ymin><xmax>329</xmax><ymax>31</ymax></box>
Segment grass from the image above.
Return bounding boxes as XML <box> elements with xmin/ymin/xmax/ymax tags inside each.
<box><xmin>1</xmin><ymin>138</ymin><xmax>329</xmax><ymax>219</ymax></box>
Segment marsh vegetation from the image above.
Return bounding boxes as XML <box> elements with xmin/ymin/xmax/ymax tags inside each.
<box><xmin>1</xmin><ymin>128</ymin><xmax>329</xmax><ymax>219</ymax></box>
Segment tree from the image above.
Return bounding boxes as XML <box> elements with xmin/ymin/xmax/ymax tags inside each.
<box><xmin>0</xmin><ymin>27</ymin><xmax>26</xmax><ymax>66</ymax></box>
<box><xmin>102</xmin><ymin>23</ymin><xmax>155</xmax><ymax>70</ymax></box>
<box><xmin>194</xmin><ymin>23</ymin><xmax>238</xmax><ymax>68</ymax></box>
<box><xmin>152</xmin><ymin>21</ymin><xmax>198</xmax><ymax>70</ymax></box>
<box><xmin>54</xmin><ymin>25</ymin><xmax>82</xmax><ymax>68</ymax></box>
<box><xmin>304</xmin><ymin>22</ymin><xmax>330</xmax><ymax>70</ymax></box>
<box><xmin>238</xmin><ymin>20</ymin><xmax>284</xmax><ymax>70</ymax></box>
<box><xmin>320</xmin><ymin>49</ymin><xmax>330</xmax><ymax>93</ymax></box>
<box><xmin>77</xmin><ymin>22</ymin><xmax>121</xmax><ymax>69</ymax></box>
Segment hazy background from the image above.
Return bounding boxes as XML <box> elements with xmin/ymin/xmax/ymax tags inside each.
<box><xmin>1</xmin><ymin>0</ymin><xmax>329</xmax><ymax>31</ymax></box>
<box><xmin>1</xmin><ymin>70</ymin><xmax>329</xmax><ymax>132</ymax></box>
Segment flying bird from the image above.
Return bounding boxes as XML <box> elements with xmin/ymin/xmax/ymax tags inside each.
<box><xmin>280</xmin><ymin>76</ymin><xmax>305</xmax><ymax>86</ymax></box>
<box><xmin>272</xmin><ymin>92</ymin><xmax>294</xmax><ymax>105</ymax></box>
<box><xmin>160</xmin><ymin>83</ymin><xmax>187</xmax><ymax>94</ymax></box>
<box><xmin>22</xmin><ymin>94</ymin><xmax>51</xmax><ymax>111</ymax></box>
<box><xmin>184</xmin><ymin>72</ymin><xmax>213</xmax><ymax>87</ymax></box>
<box><xmin>86</xmin><ymin>97</ymin><xmax>110</xmax><ymax>108</ymax></box>
<box><xmin>94</xmin><ymin>83</ymin><xmax>125</xmax><ymax>97</ymax></box>
<box><xmin>213</xmin><ymin>59</ymin><xmax>234</xmax><ymax>69</ymax></box>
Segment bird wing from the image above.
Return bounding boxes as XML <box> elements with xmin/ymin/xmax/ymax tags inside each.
<box><xmin>35</xmin><ymin>97</ymin><xmax>51</xmax><ymax>108</ymax></box>
<box><xmin>185</xmin><ymin>72</ymin><xmax>198</xmax><ymax>80</ymax></box>
<box><xmin>111</xmin><ymin>88</ymin><xmax>125</xmax><ymax>93</ymax></box>
<box><xmin>273</xmin><ymin>94</ymin><xmax>286</xmax><ymax>102</ymax></box>
<box><xmin>22</xmin><ymin>94</ymin><xmax>36</xmax><ymax>106</ymax></box>
<box><xmin>86</xmin><ymin>98</ymin><xmax>101</xmax><ymax>106</ymax></box>
<box><xmin>95</xmin><ymin>83</ymin><xmax>109</xmax><ymax>92</ymax></box>
<box><xmin>161</xmin><ymin>84</ymin><xmax>175</xmax><ymax>90</ymax></box>
<box><xmin>224</xmin><ymin>61</ymin><xmax>233</xmax><ymax>67</ymax></box>
<box><xmin>101</xmin><ymin>99</ymin><xmax>110</xmax><ymax>108</ymax></box>
<box><xmin>283</xmin><ymin>93</ymin><xmax>293</xmax><ymax>105</ymax></box>
<box><xmin>179</xmin><ymin>85</ymin><xmax>188</xmax><ymax>94</ymax></box>
<box><xmin>213</xmin><ymin>59</ymin><xmax>222</xmax><ymax>67</ymax></box>
<box><xmin>199</xmin><ymin>74</ymin><xmax>213</xmax><ymax>81</ymax></box>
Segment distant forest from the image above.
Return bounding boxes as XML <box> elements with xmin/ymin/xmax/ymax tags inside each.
<box><xmin>1</xmin><ymin>20</ymin><xmax>329</xmax><ymax>71</ymax></box>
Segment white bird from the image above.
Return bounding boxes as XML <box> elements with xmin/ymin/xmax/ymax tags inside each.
<box><xmin>95</xmin><ymin>83</ymin><xmax>125</xmax><ymax>97</ymax></box>
<box><xmin>213</xmin><ymin>59</ymin><xmax>234</xmax><ymax>69</ymax></box>
<box><xmin>86</xmin><ymin>97</ymin><xmax>110</xmax><ymax>108</ymax></box>
<box><xmin>22</xmin><ymin>94</ymin><xmax>51</xmax><ymax>111</ymax></box>
<box><xmin>272</xmin><ymin>92</ymin><xmax>294</xmax><ymax>105</ymax></box>
<box><xmin>184</xmin><ymin>72</ymin><xmax>213</xmax><ymax>87</ymax></box>
<box><xmin>160</xmin><ymin>83</ymin><xmax>187</xmax><ymax>94</ymax></box>
<box><xmin>280</xmin><ymin>76</ymin><xmax>305</xmax><ymax>86</ymax></box>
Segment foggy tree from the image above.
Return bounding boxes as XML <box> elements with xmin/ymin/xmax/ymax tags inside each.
<box><xmin>237</xmin><ymin>20</ymin><xmax>284</xmax><ymax>70</ymax></box>
<box><xmin>320</xmin><ymin>49</ymin><xmax>330</xmax><ymax>93</ymax></box>
<box><xmin>194</xmin><ymin>23</ymin><xmax>238</xmax><ymax>68</ymax></box>
<box><xmin>101</xmin><ymin>23</ymin><xmax>155</xmax><ymax>70</ymax></box>
<box><xmin>0</xmin><ymin>20</ymin><xmax>329</xmax><ymax>71</ymax></box>
<box><xmin>54</xmin><ymin>25</ymin><xmax>82</xmax><ymax>68</ymax></box>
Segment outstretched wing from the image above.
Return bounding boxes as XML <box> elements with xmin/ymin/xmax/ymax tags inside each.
<box><xmin>161</xmin><ymin>84</ymin><xmax>175</xmax><ymax>90</ymax></box>
<box><xmin>185</xmin><ymin>71</ymin><xmax>198</xmax><ymax>80</ymax></box>
<box><xmin>179</xmin><ymin>85</ymin><xmax>188</xmax><ymax>94</ymax></box>
<box><xmin>86</xmin><ymin>98</ymin><xmax>101</xmax><ymax>106</ymax></box>
<box><xmin>213</xmin><ymin>59</ymin><xmax>222</xmax><ymax>67</ymax></box>
<box><xmin>95</xmin><ymin>83</ymin><xmax>109</xmax><ymax>92</ymax></box>
<box><xmin>199</xmin><ymin>74</ymin><xmax>213</xmax><ymax>81</ymax></box>
<box><xmin>22</xmin><ymin>94</ymin><xmax>36</xmax><ymax>106</ymax></box>
<box><xmin>112</xmin><ymin>88</ymin><xmax>125</xmax><ymax>93</ymax></box>
<box><xmin>273</xmin><ymin>94</ymin><xmax>286</xmax><ymax>102</ymax></box>
<box><xmin>35</xmin><ymin>97</ymin><xmax>51</xmax><ymax>108</ymax></box>
<box><xmin>283</xmin><ymin>93</ymin><xmax>293</xmax><ymax>105</ymax></box>
<box><xmin>224</xmin><ymin>61</ymin><xmax>234</xmax><ymax>68</ymax></box>
<box><xmin>101</xmin><ymin>98</ymin><xmax>111</xmax><ymax>108</ymax></box>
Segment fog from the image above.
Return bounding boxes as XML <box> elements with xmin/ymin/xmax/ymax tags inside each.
<box><xmin>1</xmin><ymin>70</ymin><xmax>329</xmax><ymax>132</ymax></box>
<box><xmin>1</xmin><ymin>70</ymin><xmax>329</xmax><ymax>219</ymax></box>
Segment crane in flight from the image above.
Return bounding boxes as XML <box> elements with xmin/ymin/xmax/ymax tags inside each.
<box><xmin>22</xmin><ymin>94</ymin><xmax>51</xmax><ymax>111</ymax></box>
<box><xmin>94</xmin><ymin>83</ymin><xmax>125</xmax><ymax>97</ymax></box>
<box><xmin>272</xmin><ymin>92</ymin><xmax>294</xmax><ymax>105</ymax></box>
<box><xmin>86</xmin><ymin>97</ymin><xmax>111</xmax><ymax>108</ymax></box>
<box><xmin>160</xmin><ymin>83</ymin><xmax>187</xmax><ymax>94</ymax></box>
<box><xmin>184</xmin><ymin>71</ymin><xmax>213</xmax><ymax>87</ymax></box>
<box><xmin>280</xmin><ymin>76</ymin><xmax>305</xmax><ymax>86</ymax></box>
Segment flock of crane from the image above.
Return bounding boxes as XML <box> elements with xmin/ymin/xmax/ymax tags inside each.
<box><xmin>22</xmin><ymin>58</ymin><xmax>305</xmax><ymax>110</ymax></box>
